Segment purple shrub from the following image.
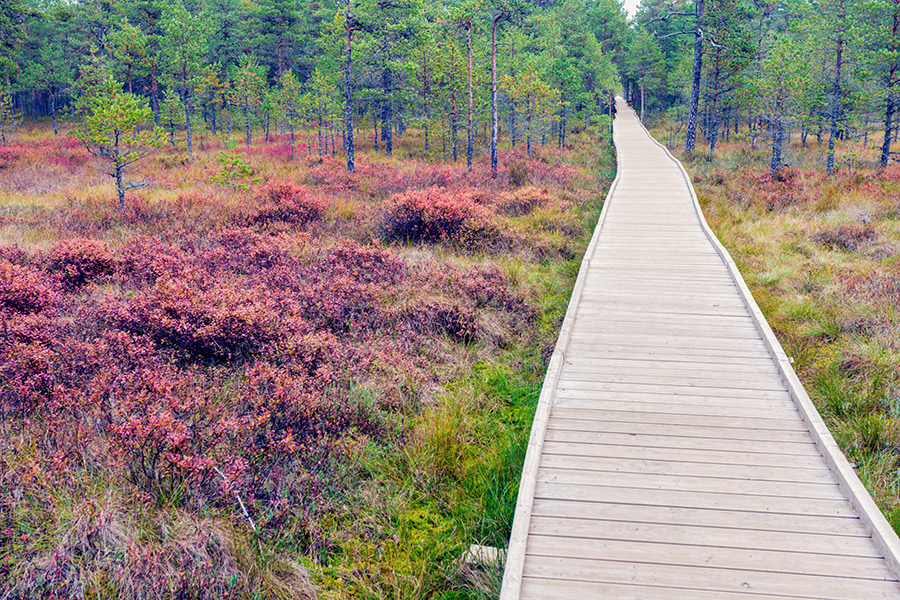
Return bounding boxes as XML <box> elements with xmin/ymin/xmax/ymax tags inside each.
<box><xmin>43</xmin><ymin>238</ymin><xmax>115</xmax><ymax>289</ymax></box>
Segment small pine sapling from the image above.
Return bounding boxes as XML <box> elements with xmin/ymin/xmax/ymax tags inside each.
<box><xmin>210</xmin><ymin>141</ymin><xmax>260</xmax><ymax>191</ymax></box>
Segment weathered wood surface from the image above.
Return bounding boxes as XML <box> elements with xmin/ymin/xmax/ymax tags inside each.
<box><xmin>499</xmin><ymin>98</ymin><xmax>900</xmax><ymax>599</ymax></box>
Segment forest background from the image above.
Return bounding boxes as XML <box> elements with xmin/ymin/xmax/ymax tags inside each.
<box><xmin>0</xmin><ymin>0</ymin><xmax>899</xmax><ymax>597</ymax></box>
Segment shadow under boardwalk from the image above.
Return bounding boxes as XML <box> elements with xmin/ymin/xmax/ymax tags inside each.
<box><xmin>499</xmin><ymin>98</ymin><xmax>900</xmax><ymax>600</ymax></box>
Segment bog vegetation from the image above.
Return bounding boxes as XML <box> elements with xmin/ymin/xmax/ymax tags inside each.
<box><xmin>1</xmin><ymin>0</ymin><xmax>900</xmax><ymax>596</ymax></box>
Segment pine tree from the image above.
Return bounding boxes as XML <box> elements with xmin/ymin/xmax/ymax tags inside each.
<box><xmin>75</xmin><ymin>73</ymin><xmax>164</xmax><ymax>209</ymax></box>
<box><xmin>159</xmin><ymin>86</ymin><xmax>185</xmax><ymax>147</ymax></box>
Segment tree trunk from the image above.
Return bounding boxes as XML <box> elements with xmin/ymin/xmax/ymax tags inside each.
<box><xmin>115</xmin><ymin>163</ymin><xmax>125</xmax><ymax>210</ymax></box>
<box><xmin>150</xmin><ymin>64</ymin><xmax>160</xmax><ymax>125</ymax></box>
<box><xmin>770</xmin><ymin>115</ymin><xmax>783</xmax><ymax>175</ymax></box>
<box><xmin>423</xmin><ymin>51</ymin><xmax>430</xmax><ymax>153</ymax></box>
<box><xmin>467</xmin><ymin>22</ymin><xmax>474</xmax><ymax>172</ymax></box>
<box><xmin>184</xmin><ymin>95</ymin><xmax>193</xmax><ymax>154</ymax></box>
<box><xmin>640</xmin><ymin>81</ymin><xmax>645</xmax><ymax>122</ymax></box>
<box><xmin>827</xmin><ymin>22</ymin><xmax>844</xmax><ymax>173</ymax></box>
<box><xmin>451</xmin><ymin>87</ymin><xmax>458</xmax><ymax>162</ymax></box>
<box><xmin>881</xmin><ymin>8</ymin><xmax>899</xmax><ymax>166</ymax></box>
<box><xmin>526</xmin><ymin>104</ymin><xmax>533</xmax><ymax>158</ymax></box>
<box><xmin>509</xmin><ymin>102</ymin><xmax>517</xmax><ymax>146</ymax></box>
<box><xmin>344</xmin><ymin>10</ymin><xmax>355</xmax><ymax>174</ymax></box>
<box><xmin>50</xmin><ymin>94</ymin><xmax>57</xmax><ymax>136</ymax></box>
<box><xmin>382</xmin><ymin>67</ymin><xmax>393</xmax><ymax>156</ymax></box>
<box><xmin>882</xmin><ymin>91</ymin><xmax>896</xmax><ymax>167</ymax></box>
<box><xmin>290</xmin><ymin>126</ymin><xmax>295</xmax><ymax>160</ymax></box>
<box><xmin>685</xmin><ymin>0</ymin><xmax>705</xmax><ymax>153</ymax></box>
<box><xmin>491</xmin><ymin>15</ymin><xmax>500</xmax><ymax>178</ymax></box>
<box><xmin>245</xmin><ymin>110</ymin><xmax>251</xmax><ymax>148</ymax></box>
<box><xmin>608</xmin><ymin>92</ymin><xmax>613</xmax><ymax>134</ymax></box>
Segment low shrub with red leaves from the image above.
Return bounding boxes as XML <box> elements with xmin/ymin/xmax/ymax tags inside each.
<box><xmin>497</xmin><ymin>186</ymin><xmax>551</xmax><ymax>216</ymax></box>
<box><xmin>812</xmin><ymin>224</ymin><xmax>879</xmax><ymax>252</ymax></box>
<box><xmin>383</xmin><ymin>187</ymin><xmax>500</xmax><ymax>247</ymax></box>
<box><xmin>43</xmin><ymin>238</ymin><xmax>115</xmax><ymax>289</ymax></box>
<box><xmin>0</xmin><ymin>261</ymin><xmax>56</xmax><ymax>313</ymax></box>
<box><xmin>238</xmin><ymin>180</ymin><xmax>326</xmax><ymax>228</ymax></box>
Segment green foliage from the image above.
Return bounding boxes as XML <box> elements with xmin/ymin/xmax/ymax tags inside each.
<box><xmin>159</xmin><ymin>87</ymin><xmax>185</xmax><ymax>146</ymax></box>
<box><xmin>74</xmin><ymin>71</ymin><xmax>164</xmax><ymax>208</ymax></box>
<box><xmin>0</xmin><ymin>89</ymin><xmax>21</xmax><ymax>144</ymax></box>
<box><xmin>210</xmin><ymin>142</ymin><xmax>260</xmax><ymax>190</ymax></box>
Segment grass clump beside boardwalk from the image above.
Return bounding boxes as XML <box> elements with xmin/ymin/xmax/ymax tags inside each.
<box><xmin>659</xmin><ymin>133</ymin><xmax>900</xmax><ymax>531</ymax></box>
<box><xmin>0</xmin><ymin>126</ymin><xmax>615</xmax><ymax>598</ymax></box>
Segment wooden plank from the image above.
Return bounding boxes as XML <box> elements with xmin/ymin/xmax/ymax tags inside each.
<box><xmin>544</xmin><ymin>430</ymin><xmax>817</xmax><ymax>456</ymax></box>
<box><xmin>565</xmin><ymin>332</ymin><xmax>769</xmax><ymax>352</ymax></box>
<box><xmin>546</xmin><ymin>417</ymin><xmax>812</xmax><ymax>442</ymax></box>
<box><xmin>557</xmin><ymin>376</ymin><xmax>787</xmax><ymax>393</ymax></box>
<box><xmin>538</xmin><ymin>453</ymin><xmax>834</xmax><ymax>483</ymax></box>
<box><xmin>555</xmin><ymin>381</ymin><xmax>791</xmax><ymax>398</ymax></box>
<box><xmin>521</xmin><ymin>555</ymin><xmax>900</xmax><ymax>600</ymax></box>
<box><xmin>550</xmin><ymin>407</ymin><xmax>807</xmax><ymax>430</ymax></box>
<box><xmin>520</xmin><ymin>577</ymin><xmax>826</xmax><ymax>600</ymax></box>
<box><xmin>528</xmin><ymin>516</ymin><xmax>881</xmax><ymax>557</ymax></box>
<box><xmin>564</xmin><ymin>352</ymin><xmax>776</xmax><ymax>369</ymax></box>
<box><xmin>541</xmin><ymin>441</ymin><xmax>828</xmax><ymax>469</ymax></box>
<box><xmin>525</xmin><ymin>535</ymin><xmax>892</xmax><ymax>580</ymax></box>
<box><xmin>529</xmin><ymin>499</ymin><xmax>870</xmax><ymax>537</ymax></box>
<box><xmin>560</xmin><ymin>361</ymin><xmax>781</xmax><ymax>379</ymax></box>
<box><xmin>536</xmin><ymin>467</ymin><xmax>844</xmax><ymax>499</ymax></box>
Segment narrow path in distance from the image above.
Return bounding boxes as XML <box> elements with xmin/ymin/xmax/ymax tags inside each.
<box><xmin>499</xmin><ymin>98</ymin><xmax>900</xmax><ymax>600</ymax></box>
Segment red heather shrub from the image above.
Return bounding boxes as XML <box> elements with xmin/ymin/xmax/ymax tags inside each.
<box><xmin>0</xmin><ymin>147</ymin><xmax>16</xmax><ymax>169</ymax></box>
<box><xmin>812</xmin><ymin>224</ymin><xmax>878</xmax><ymax>252</ymax></box>
<box><xmin>304</xmin><ymin>156</ymin><xmax>359</xmax><ymax>191</ymax></box>
<box><xmin>497</xmin><ymin>186</ymin><xmax>551</xmax><ymax>216</ymax></box>
<box><xmin>322</xmin><ymin>241</ymin><xmax>405</xmax><ymax>285</ymax></box>
<box><xmin>203</xmin><ymin>228</ymin><xmax>291</xmax><ymax>275</ymax></box>
<box><xmin>741</xmin><ymin>168</ymin><xmax>821</xmax><ymax>212</ymax></box>
<box><xmin>117</xmin><ymin>236</ymin><xmax>191</xmax><ymax>284</ymax></box>
<box><xmin>0</xmin><ymin>243</ymin><xmax>30</xmax><ymax>265</ymax></box>
<box><xmin>43</xmin><ymin>238</ymin><xmax>115</xmax><ymax>289</ymax></box>
<box><xmin>402</xmin><ymin>298</ymin><xmax>478</xmax><ymax>343</ymax></box>
<box><xmin>457</xmin><ymin>266</ymin><xmax>530</xmax><ymax>314</ymax></box>
<box><xmin>842</xmin><ymin>270</ymin><xmax>900</xmax><ymax>304</ymax></box>
<box><xmin>103</xmin><ymin>278</ymin><xmax>280</xmax><ymax>362</ymax></box>
<box><xmin>239</xmin><ymin>181</ymin><xmax>325</xmax><ymax>227</ymax></box>
<box><xmin>383</xmin><ymin>187</ymin><xmax>500</xmax><ymax>248</ymax></box>
<box><xmin>0</xmin><ymin>261</ymin><xmax>56</xmax><ymax>313</ymax></box>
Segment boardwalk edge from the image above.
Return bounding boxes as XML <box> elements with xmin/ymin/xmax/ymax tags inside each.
<box><xmin>632</xmin><ymin>104</ymin><xmax>900</xmax><ymax>580</ymax></box>
<box><xmin>498</xmin><ymin>121</ymin><xmax>624</xmax><ymax>599</ymax></box>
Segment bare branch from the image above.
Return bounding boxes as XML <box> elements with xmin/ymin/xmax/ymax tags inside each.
<box><xmin>655</xmin><ymin>29</ymin><xmax>697</xmax><ymax>40</ymax></box>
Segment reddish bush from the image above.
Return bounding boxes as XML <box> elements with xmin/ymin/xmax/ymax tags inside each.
<box><xmin>322</xmin><ymin>241</ymin><xmax>405</xmax><ymax>285</ymax></box>
<box><xmin>43</xmin><ymin>238</ymin><xmax>115</xmax><ymax>289</ymax></box>
<box><xmin>103</xmin><ymin>278</ymin><xmax>280</xmax><ymax>362</ymax></box>
<box><xmin>117</xmin><ymin>236</ymin><xmax>190</xmax><ymax>284</ymax></box>
<box><xmin>238</xmin><ymin>181</ymin><xmax>325</xmax><ymax>227</ymax></box>
<box><xmin>812</xmin><ymin>225</ymin><xmax>878</xmax><ymax>252</ymax></box>
<box><xmin>403</xmin><ymin>298</ymin><xmax>478</xmax><ymax>343</ymax></box>
<box><xmin>0</xmin><ymin>243</ymin><xmax>29</xmax><ymax>265</ymax></box>
<box><xmin>497</xmin><ymin>187</ymin><xmax>550</xmax><ymax>216</ymax></box>
<box><xmin>0</xmin><ymin>261</ymin><xmax>56</xmax><ymax>313</ymax></box>
<box><xmin>383</xmin><ymin>187</ymin><xmax>499</xmax><ymax>247</ymax></box>
<box><xmin>203</xmin><ymin>228</ymin><xmax>291</xmax><ymax>275</ymax></box>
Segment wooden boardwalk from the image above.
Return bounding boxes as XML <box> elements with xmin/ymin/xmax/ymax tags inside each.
<box><xmin>499</xmin><ymin>98</ymin><xmax>900</xmax><ymax>599</ymax></box>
